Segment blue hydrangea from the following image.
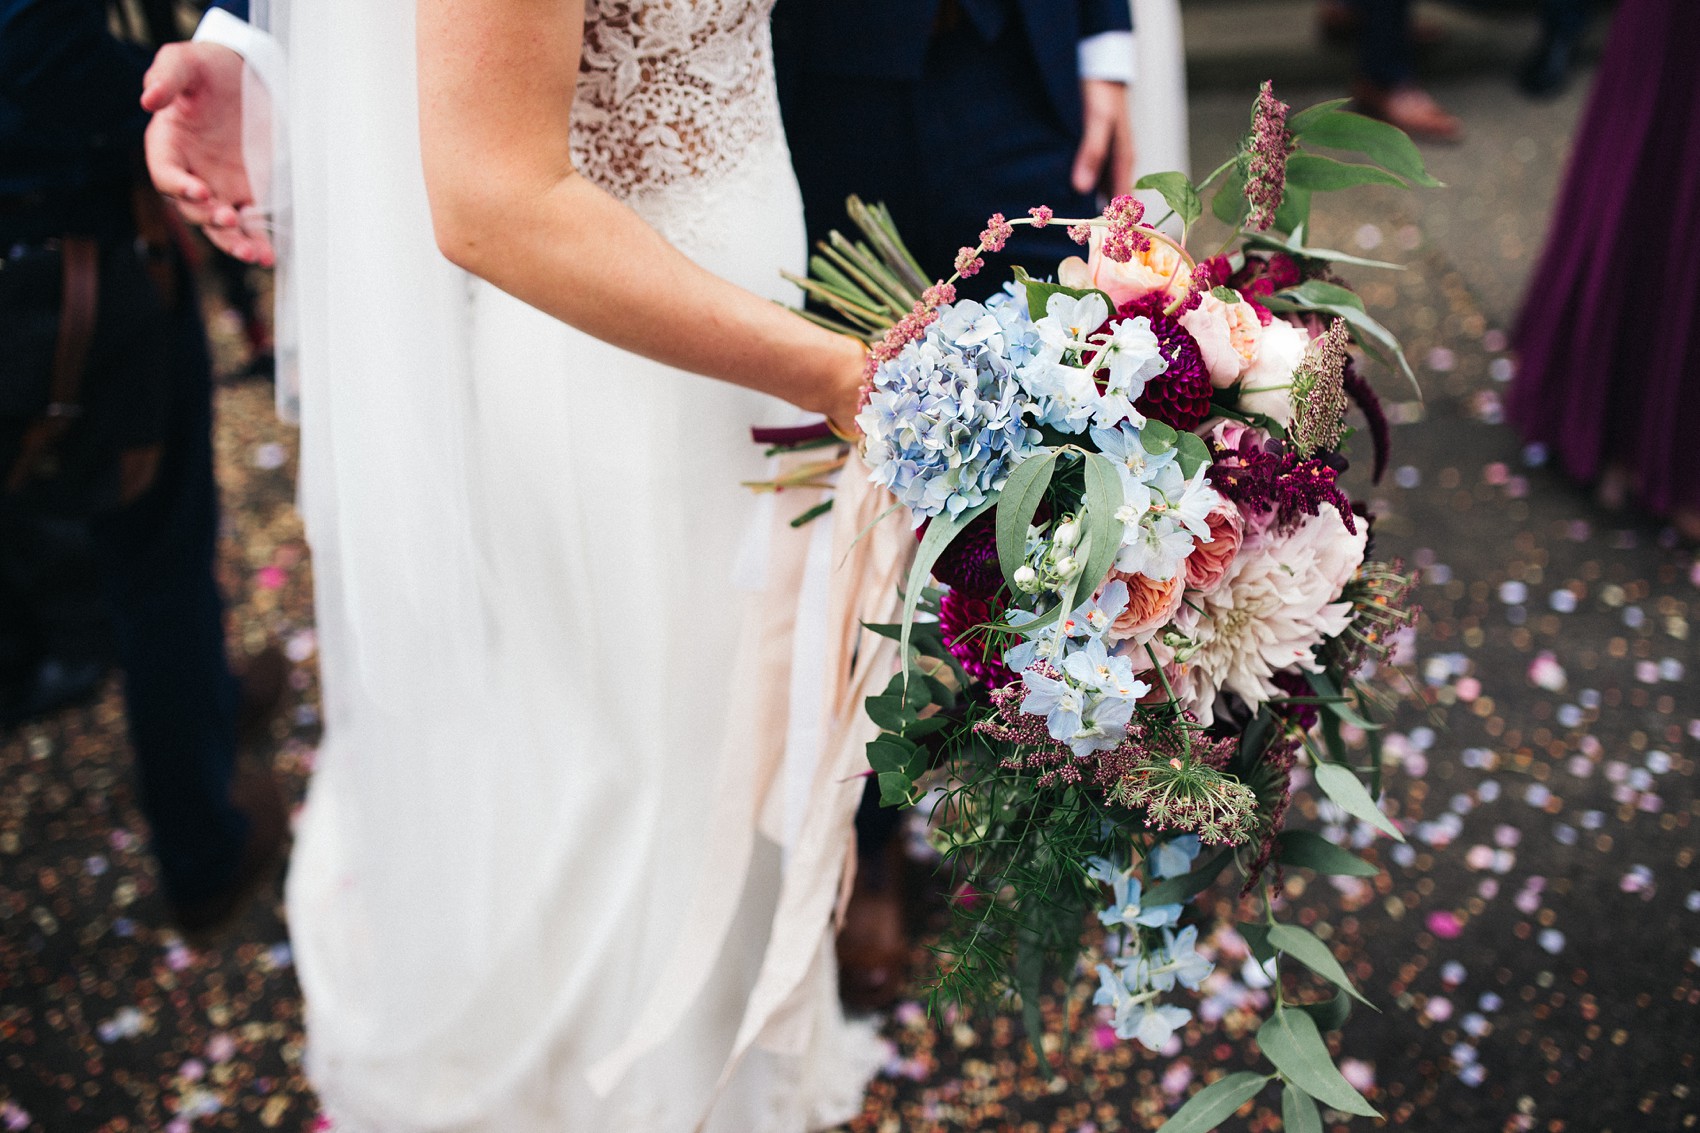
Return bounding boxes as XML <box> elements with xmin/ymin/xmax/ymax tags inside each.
<box><xmin>856</xmin><ymin>299</ymin><xmax>1044</xmax><ymax>523</ymax></box>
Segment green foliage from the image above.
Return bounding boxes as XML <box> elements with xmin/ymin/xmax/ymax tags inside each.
<box><xmin>1142</xmin><ymin>848</ymin><xmax>1235</xmax><ymax>907</ymax></box>
<box><xmin>1295</xmin><ymin>989</ymin><xmax>1355</xmax><ymax>1033</ymax></box>
<box><xmin>1267</xmin><ymin>923</ymin><xmax>1374</xmax><ymax>1007</ymax></box>
<box><xmin>1135</xmin><ymin>171</ymin><xmax>1203</xmax><ymax>229</ymax></box>
<box><xmin>1078</xmin><ymin>452</ymin><xmax>1127</xmax><ymax>599</ymax></box>
<box><xmin>1293</xmin><ymin>106</ymin><xmax>1442</xmax><ymax>188</ymax></box>
<box><xmin>995</xmin><ymin>450</ymin><xmax>1059</xmax><ymax>589</ymax></box>
<box><xmin>1282</xmin><ymin>1081</ymin><xmax>1325</xmax><ymax>1133</ymax></box>
<box><xmin>1276</xmin><ymin>829</ymin><xmax>1379</xmax><ymax>877</ymax></box>
<box><xmin>1012</xmin><ymin>265</ymin><xmax>1117</xmax><ymax>325</ymax></box>
<box><xmin>1256</xmin><ymin>1009</ymin><xmax>1379</xmax><ymax>1117</ymax></box>
<box><xmin>1158</xmin><ymin>1072</ymin><xmax>1271</xmax><ymax>1133</ymax></box>
<box><xmin>1286</xmin><ymin>153</ymin><xmax>1407</xmax><ymax>192</ymax></box>
<box><xmin>1312</xmin><ymin>761</ymin><xmax>1404</xmax><ymax>841</ymax></box>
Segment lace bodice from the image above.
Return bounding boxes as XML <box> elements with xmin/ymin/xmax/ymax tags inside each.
<box><xmin>572</xmin><ymin>0</ymin><xmax>785</xmax><ymax>207</ymax></box>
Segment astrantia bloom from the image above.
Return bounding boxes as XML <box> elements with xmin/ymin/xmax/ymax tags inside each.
<box><xmin>1174</xmin><ymin>503</ymin><xmax>1369</xmax><ymax>721</ymax></box>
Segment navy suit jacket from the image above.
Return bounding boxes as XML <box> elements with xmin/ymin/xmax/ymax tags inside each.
<box><xmin>772</xmin><ymin>0</ymin><xmax>1131</xmax><ymax>136</ymax></box>
<box><xmin>0</xmin><ymin>0</ymin><xmax>151</xmax><ymax>196</ymax></box>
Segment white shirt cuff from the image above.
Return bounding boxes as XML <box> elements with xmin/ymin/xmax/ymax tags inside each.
<box><xmin>1078</xmin><ymin>30</ymin><xmax>1137</xmax><ymax>85</ymax></box>
<box><xmin>193</xmin><ymin>7</ymin><xmax>287</xmax><ymax>101</ymax></box>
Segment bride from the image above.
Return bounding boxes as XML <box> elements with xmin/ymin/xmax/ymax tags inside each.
<box><xmin>143</xmin><ymin>0</ymin><xmax>910</xmax><ymax>1129</ymax></box>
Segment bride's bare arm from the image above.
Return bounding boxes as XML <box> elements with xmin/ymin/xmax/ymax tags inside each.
<box><xmin>416</xmin><ymin>0</ymin><xmax>865</xmax><ymax>427</ymax></box>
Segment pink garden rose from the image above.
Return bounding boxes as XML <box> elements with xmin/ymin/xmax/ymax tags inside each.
<box><xmin>1178</xmin><ymin>292</ymin><xmax>1265</xmax><ymax>388</ymax></box>
<box><xmin>1184</xmin><ymin>502</ymin><xmax>1246</xmax><ymax>595</ymax></box>
<box><xmin>1104</xmin><ymin>568</ymin><xmax>1187</xmax><ymax>646</ymax></box>
<box><xmin>1057</xmin><ymin>227</ymin><xmax>1191</xmax><ymax>308</ymax></box>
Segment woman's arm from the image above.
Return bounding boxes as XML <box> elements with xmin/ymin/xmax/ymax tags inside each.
<box><xmin>416</xmin><ymin>0</ymin><xmax>866</xmax><ymax>427</ymax></box>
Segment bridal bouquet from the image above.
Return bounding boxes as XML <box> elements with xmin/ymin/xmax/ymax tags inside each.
<box><xmin>770</xmin><ymin>85</ymin><xmax>1433</xmax><ymax>1130</ymax></box>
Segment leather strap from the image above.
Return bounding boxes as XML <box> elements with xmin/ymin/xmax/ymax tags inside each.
<box><xmin>5</xmin><ymin>236</ymin><xmax>100</xmax><ymax>493</ymax></box>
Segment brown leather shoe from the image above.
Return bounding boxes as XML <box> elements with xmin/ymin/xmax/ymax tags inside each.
<box><xmin>1351</xmin><ymin>80</ymin><xmax>1463</xmax><ymax>144</ymax></box>
<box><xmin>836</xmin><ymin>839</ymin><xmax>911</xmax><ymax>1012</ymax></box>
<box><xmin>170</xmin><ymin>762</ymin><xmax>287</xmax><ymax>942</ymax></box>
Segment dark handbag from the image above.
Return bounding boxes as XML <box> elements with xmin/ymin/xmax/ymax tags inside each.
<box><xmin>0</xmin><ymin>222</ymin><xmax>177</xmax><ymax>517</ymax></box>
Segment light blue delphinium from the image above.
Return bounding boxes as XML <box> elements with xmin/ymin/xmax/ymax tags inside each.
<box><xmin>857</xmin><ymin>299</ymin><xmax>1044</xmax><ymax>523</ymax></box>
<box><xmin>1124</xmin><ymin>1002</ymin><xmax>1193</xmax><ymax>1051</ymax></box>
<box><xmin>1018</xmin><ymin>635</ymin><xmax>1149</xmax><ymax>756</ymax></box>
<box><xmin>1002</xmin><ymin>579</ymin><xmax>1127</xmax><ymax>672</ymax></box>
<box><xmin>1160</xmin><ymin>925</ymin><xmax>1215</xmax><ymax>991</ymax></box>
<box><xmin>1096</xmin><ymin>872</ymin><xmax>1182</xmax><ymax>931</ymax></box>
<box><xmin>1093</xmin><ymin>964</ymin><xmax>1194</xmax><ymax>1050</ymax></box>
<box><xmin>1089</xmin><ymin>421</ymin><xmax>1224</xmax><ymax>582</ymax></box>
<box><xmin>1149</xmin><ymin>834</ymin><xmax>1203</xmax><ymax>880</ymax></box>
<box><xmin>1090</xmin><ymin>315</ymin><xmax>1166</xmax><ymax>428</ymax></box>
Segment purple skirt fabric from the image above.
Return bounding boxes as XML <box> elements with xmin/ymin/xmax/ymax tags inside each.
<box><xmin>1509</xmin><ymin>0</ymin><xmax>1700</xmax><ymax>518</ymax></box>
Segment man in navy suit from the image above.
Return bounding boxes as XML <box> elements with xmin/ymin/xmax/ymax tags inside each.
<box><xmin>0</xmin><ymin>0</ymin><xmax>283</xmax><ymax>933</ymax></box>
<box><xmin>773</xmin><ymin>0</ymin><xmax>1138</xmax><ymax>295</ymax></box>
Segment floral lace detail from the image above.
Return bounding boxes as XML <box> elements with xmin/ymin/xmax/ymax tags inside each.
<box><xmin>572</xmin><ymin>0</ymin><xmax>784</xmax><ymax>205</ymax></box>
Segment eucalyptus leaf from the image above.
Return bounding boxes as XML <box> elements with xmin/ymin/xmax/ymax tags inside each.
<box><xmin>1280</xmin><ymin>279</ymin><xmax>1366</xmax><ymax>311</ymax></box>
<box><xmin>901</xmin><ymin>497</ymin><xmax>997</xmax><ymax>681</ymax></box>
<box><xmin>1313</xmin><ymin>761</ymin><xmax>1404</xmax><ymax>841</ymax></box>
<box><xmin>866</xmin><ymin>736</ymin><xmax>918</xmax><ymax>774</ymax></box>
<box><xmin>1286</xmin><ymin>152</ymin><xmax>1406</xmax><ymax>192</ymax></box>
<box><xmin>865</xmin><ymin>695</ymin><xmax>913</xmax><ymax>733</ymax></box>
<box><xmin>1242</xmin><ymin>230</ymin><xmax>1404</xmax><ymax>272</ymax></box>
<box><xmin>1142</xmin><ymin>848</ymin><xmax>1233</xmax><ymax>907</ymax></box>
<box><xmin>901</xmin><ymin>714</ymin><xmax>952</xmax><ymax>739</ymax></box>
<box><xmin>1158</xmin><ymin>1071</ymin><xmax>1270</xmax><ymax>1133</ymax></box>
<box><xmin>1136</xmin><ymin>171</ymin><xmax>1204</xmax><ymax>229</ymax></box>
<box><xmin>1239</xmin><ymin>921</ymin><xmax>1275</xmax><ymax>964</ymax></box>
<box><xmin>1295</xmin><ymin>108</ymin><xmax>1442</xmax><ymax>187</ymax></box>
<box><xmin>1175</xmin><ymin>432</ymin><xmax>1212</xmax><ymax>479</ymax></box>
<box><xmin>1281</xmin><ymin>1082</ymin><xmax>1324</xmax><ymax>1133</ymax></box>
<box><xmin>1268</xmin><ymin>923</ymin><xmax>1373</xmax><ymax>1007</ymax></box>
<box><xmin>1295</xmin><ymin>989</ymin><xmax>1354</xmax><ymax>1033</ymax></box>
<box><xmin>1141</xmin><ymin>419</ymin><xmax>1179</xmax><ymax>453</ymax></box>
<box><xmin>996</xmin><ymin>450</ymin><xmax>1060</xmax><ymax>590</ymax></box>
<box><xmin>1277</xmin><ymin>830</ymin><xmax>1379</xmax><ymax>878</ymax></box>
<box><xmin>1077</xmin><ymin>452</ymin><xmax>1127</xmax><ymax>597</ymax></box>
<box><xmin>877</xmin><ymin>771</ymin><xmax>912</xmax><ymax>806</ymax></box>
<box><xmin>1255</xmin><ymin>1009</ymin><xmax>1379</xmax><ymax>1117</ymax></box>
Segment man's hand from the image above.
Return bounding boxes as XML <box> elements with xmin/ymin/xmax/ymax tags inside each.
<box><xmin>142</xmin><ymin>42</ymin><xmax>275</xmax><ymax>265</ymax></box>
<box><xmin>1071</xmin><ymin>78</ymin><xmax>1137</xmax><ymax>200</ymax></box>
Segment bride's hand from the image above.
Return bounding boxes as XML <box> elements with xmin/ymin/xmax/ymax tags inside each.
<box><xmin>819</xmin><ymin>333</ymin><xmax>868</xmax><ymax>441</ymax></box>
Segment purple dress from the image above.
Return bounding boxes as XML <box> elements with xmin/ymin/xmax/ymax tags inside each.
<box><xmin>1509</xmin><ymin>0</ymin><xmax>1700</xmax><ymax>519</ymax></box>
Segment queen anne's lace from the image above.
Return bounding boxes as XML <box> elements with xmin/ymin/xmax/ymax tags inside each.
<box><xmin>572</xmin><ymin>0</ymin><xmax>784</xmax><ymax>207</ymax></box>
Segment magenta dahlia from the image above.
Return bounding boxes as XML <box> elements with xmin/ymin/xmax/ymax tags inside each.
<box><xmin>1113</xmin><ymin>300</ymin><xmax>1214</xmax><ymax>431</ymax></box>
<box><xmin>937</xmin><ymin>589</ymin><xmax>1016</xmax><ymax>688</ymax></box>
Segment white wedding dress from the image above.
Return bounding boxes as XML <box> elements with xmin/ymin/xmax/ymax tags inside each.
<box><xmin>254</xmin><ymin>1</ymin><xmax>906</xmax><ymax>1130</ymax></box>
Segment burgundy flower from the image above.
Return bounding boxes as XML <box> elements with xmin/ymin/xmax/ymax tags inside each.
<box><xmin>1113</xmin><ymin>299</ymin><xmax>1215</xmax><ymax>431</ymax></box>
<box><xmin>938</xmin><ymin>589</ymin><xmax>1016</xmax><ymax>688</ymax></box>
<box><xmin>1209</xmin><ymin>429</ymin><xmax>1358</xmax><ymax>535</ymax></box>
<box><xmin>1269</xmin><ymin>668</ymin><xmax>1320</xmax><ymax>733</ymax></box>
<box><xmin>928</xmin><ymin>508</ymin><xmax>1003</xmax><ymax>598</ymax></box>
